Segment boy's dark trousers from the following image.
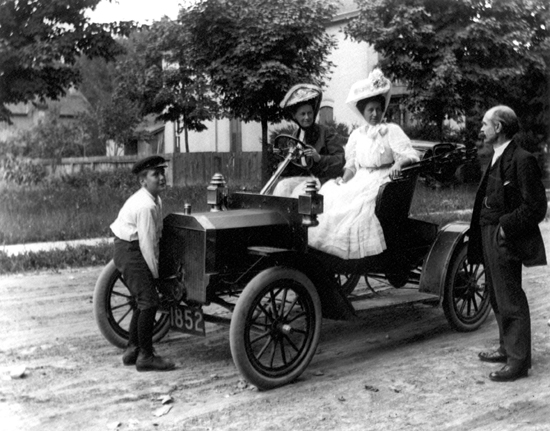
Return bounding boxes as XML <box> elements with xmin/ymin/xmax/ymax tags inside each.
<box><xmin>113</xmin><ymin>237</ymin><xmax>159</xmax><ymax>355</ymax></box>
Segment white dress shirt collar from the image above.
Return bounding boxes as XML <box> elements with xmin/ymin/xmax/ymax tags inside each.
<box><xmin>491</xmin><ymin>140</ymin><xmax>511</xmax><ymax>166</ymax></box>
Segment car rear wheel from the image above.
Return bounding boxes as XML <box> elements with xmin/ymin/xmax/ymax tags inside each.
<box><xmin>442</xmin><ymin>243</ymin><xmax>491</xmax><ymax>332</ymax></box>
<box><xmin>230</xmin><ymin>267</ymin><xmax>322</xmax><ymax>390</ymax></box>
<box><xmin>333</xmin><ymin>272</ymin><xmax>361</xmax><ymax>295</ymax></box>
<box><xmin>93</xmin><ymin>260</ymin><xmax>170</xmax><ymax>348</ymax></box>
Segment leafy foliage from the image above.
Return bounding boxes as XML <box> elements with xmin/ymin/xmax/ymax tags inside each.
<box><xmin>0</xmin><ymin>0</ymin><xmax>135</xmax><ymax>123</ymax></box>
<box><xmin>75</xmin><ymin>31</ymin><xmax>156</xmax><ymax>151</ymax></box>
<box><xmin>346</xmin><ymin>0</ymin><xmax>550</xmax><ymax>145</ymax></box>
<box><xmin>179</xmin><ymin>0</ymin><xmax>339</xmax><ymax>181</ymax></box>
<box><xmin>144</xmin><ymin>19</ymin><xmax>218</xmax><ymax>152</ymax></box>
<box><xmin>0</xmin><ymin>154</ymin><xmax>47</xmax><ymax>185</ymax></box>
<box><xmin>0</xmin><ymin>107</ymin><xmax>104</xmax><ymax>162</ymax></box>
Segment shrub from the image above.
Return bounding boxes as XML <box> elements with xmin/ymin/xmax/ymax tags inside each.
<box><xmin>0</xmin><ymin>154</ymin><xmax>48</xmax><ymax>185</ymax></box>
<box><xmin>402</xmin><ymin>123</ymin><xmax>468</xmax><ymax>144</ymax></box>
<box><xmin>57</xmin><ymin>167</ymin><xmax>136</xmax><ymax>192</ymax></box>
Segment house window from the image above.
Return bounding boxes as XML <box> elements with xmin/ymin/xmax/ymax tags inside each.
<box><xmin>386</xmin><ymin>97</ymin><xmax>409</xmax><ymax>128</ymax></box>
<box><xmin>318</xmin><ymin>106</ymin><xmax>334</xmax><ymax>125</ymax></box>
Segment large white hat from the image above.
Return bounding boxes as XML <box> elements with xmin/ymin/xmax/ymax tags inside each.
<box><xmin>346</xmin><ymin>68</ymin><xmax>391</xmax><ymax>121</ymax></box>
<box><xmin>280</xmin><ymin>84</ymin><xmax>323</xmax><ymax>116</ymax></box>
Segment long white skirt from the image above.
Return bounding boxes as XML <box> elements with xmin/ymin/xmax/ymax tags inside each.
<box><xmin>272</xmin><ymin>176</ymin><xmax>320</xmax><ymax>198</ymax></box>
<box><xmin>308</xmin><ymin>167</ymin><xmax>389</xmax><ymax>259</ymax></box>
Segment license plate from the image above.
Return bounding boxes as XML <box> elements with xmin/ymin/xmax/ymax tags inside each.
<box><xmin>170</xmin><ymin>304</ymin><xmax>205</xmax><ymax>336</ymax></box>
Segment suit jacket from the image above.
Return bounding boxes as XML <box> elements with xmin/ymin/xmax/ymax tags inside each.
<box><xmin>468</xmin><ymin>140</ymin><xmax>547</xmax><ymax>267</ymax></box>
<box><xmin>282</xmin><ymin>124</ymin><xmax>345</xmax><ymax>184</ymax></box>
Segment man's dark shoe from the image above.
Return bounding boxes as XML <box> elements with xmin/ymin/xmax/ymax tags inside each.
<box><xmin>489</xmin><ymin>365</ymin><xmax>528</xmax><ymax>382</ymax></box>
<box><xmin>122</xmin><ymin>345</ymin><xmax>140</xmax><ymax>366</ymax></box>
<box><xmin>478</xmin><ymin>350</ymin><xmax>507</xmax><ymax>363</ymax></box>
<box><xmin>136</xmin><ymin>352</ymin><xmax>175</xmax><ymax>372</ymax></box>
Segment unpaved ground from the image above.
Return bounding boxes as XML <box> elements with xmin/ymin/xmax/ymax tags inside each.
<box><xmin>1</xmin><ymin>223</ymin><xmax>550</xmax><ymax>431</ymax></box>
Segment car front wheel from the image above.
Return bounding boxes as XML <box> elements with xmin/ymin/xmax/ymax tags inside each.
<box><xmin>229</xmin><ymin>267</ymin><xmax>322</xmax><ymax>390</ymax></box>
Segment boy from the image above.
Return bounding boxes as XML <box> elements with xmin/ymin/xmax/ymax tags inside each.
<box><xmin>110</xmin><ymin>155</ymin><xmax>175</xmax><ymax>372</ymax></box>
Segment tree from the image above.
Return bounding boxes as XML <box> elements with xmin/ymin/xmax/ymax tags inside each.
<box><xmin>75</xmin><ymin>29</ymin><xmax>158</xmax><ymax>154</ymax></box>
<box><xmin>179</xmin><ymin>0</ymin><xmax>338</xmax><ymax>182</ymax></box>
<box><xmin>0</xmin><ymin>0</ymin><xmax>134</xmax><ymax>123</ymax></box>
<box><xmin>346</xmin><ymin>0</ymin><xmax>550</xmax><ymax>145</ymax></box>
<box><xmin>145</xmin><ymin>19</ymin><xmax>218</xmax><ymax>153</ymax></box>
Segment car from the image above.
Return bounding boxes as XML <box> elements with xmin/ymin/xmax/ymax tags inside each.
<box><xmin>93</xmin><ymin>135</ymin><xmax>487</xmax><ymax>390</ymax></box>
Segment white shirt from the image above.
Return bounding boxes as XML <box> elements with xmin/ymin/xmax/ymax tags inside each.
<box><xmin>110</xmin><ymin>187</ymin><xmax>163</xmax><ymax>279</ymax></box>
<box><xmin>491</xmin><ymin>140</ymin><xmax>511</xmax><ymax>166</ymax></box>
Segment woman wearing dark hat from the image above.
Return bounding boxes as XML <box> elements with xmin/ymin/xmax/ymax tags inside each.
<box><xmin>272</xmin><ymin>84</ymin><xmax>345</xmax><ymax>197</ymax></box>
<box><xmin>308</xmin><ymin>69</ymin><xmax>419</xmax><ymax>259</ymax></box>
<box><xmin>110</xmin><ymin>155</ymin><xmax>175</xmax><ymax>372</ymax></box>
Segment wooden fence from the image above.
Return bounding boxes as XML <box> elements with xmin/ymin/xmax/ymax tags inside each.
<box><xmin>171</xmin><ymin>152</ymin><xmax>262</xmax><ymax>187</ymax></box>
<box><xmin>36</xmin><ymin>152</ymin><xmax>263</xmax><ymax>186</ymax></box>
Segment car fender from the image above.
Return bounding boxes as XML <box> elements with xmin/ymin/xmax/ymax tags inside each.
<box><xmin>247</xmin><ymin>248</ymin><xmax>356</xmax><ymax>321</ymax></box>
<box><xmin>419</xmin><ymin>222</ymin><xmax>470</xmax><ymax>299</ymax></box>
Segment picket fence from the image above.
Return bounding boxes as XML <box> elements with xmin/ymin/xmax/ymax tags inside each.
<box><xmin>37</xmin><ymin>152</ymin><xmax>263</xmax><ymax>187</ymax></box>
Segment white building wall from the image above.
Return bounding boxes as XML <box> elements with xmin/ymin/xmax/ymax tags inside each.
<box><xmin>164</xmin><ymin>118</ymin><xmax>232</xmax><ymax>153</ymax></box>
<box><xmin>242</xmin><ymin>121</ymin><xmax>263</xmax><ymax>152</ymax></box>
<box><xmin>163</xmin><ymin>5</ymin><xmax>379</xmax><ymax>153</ymax></box>
<box><xmin>324</xmin><ymin>23</ymin><xmax>378</xmax><ymax>130</ymax></box>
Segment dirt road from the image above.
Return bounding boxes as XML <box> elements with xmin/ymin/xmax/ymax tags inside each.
<box><xmin>1</xmin><ymin>223</ymin><xmax>550</xmax><ymax>431</ymax></box>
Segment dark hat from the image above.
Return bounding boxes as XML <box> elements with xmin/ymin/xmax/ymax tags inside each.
<box><xmin>131</xmin><ymin>155</ymin><xmax>168</xmax><ymax>175</ymax></box>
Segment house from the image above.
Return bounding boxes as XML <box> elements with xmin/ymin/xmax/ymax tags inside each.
<box><xmin>160</xmin><ymin>0</ymin><xmax>412</xmax><ymax>156</ymax></box>
<box><xmin>0</xmin><ymin>88</ymin><xmax>90</xmax><ymax>141</ymax></box>
<box><xmin>107</xmin><ymin>114</ymin><xmax>166</xmax><ymax>157</ymax></box>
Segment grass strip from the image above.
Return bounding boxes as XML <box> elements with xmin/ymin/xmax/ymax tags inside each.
<box><xmin>0</xmin><ymin>242</ymin><xmax>113</xmax><ymax>275</ymax></box>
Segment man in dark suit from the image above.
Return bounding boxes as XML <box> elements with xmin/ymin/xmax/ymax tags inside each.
<box><xmin>469</xmin><ymin>105</ymin><xmax>547</xmax><ymax>382</ymax></box>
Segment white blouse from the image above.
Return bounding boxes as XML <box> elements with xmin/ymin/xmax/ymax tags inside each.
<box><xmin>344</xmin><ymin>123</ymin><xmax>419</xmax><ymax>173</ymax></box>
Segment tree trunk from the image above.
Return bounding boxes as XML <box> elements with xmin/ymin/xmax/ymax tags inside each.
<box><xmin>184</xmin><ymin>124</ymin><xmax>189</xmax><ymax>153</ymax></box>
<box><xmin>261</xmin><ymin>116</ymin><xmax>269</xmax><ymax>185</ymax></box>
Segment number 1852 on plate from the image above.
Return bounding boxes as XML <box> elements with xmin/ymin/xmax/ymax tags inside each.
<box><xmin>170</xmin><ymin>304</ymin><xmax>205</xmax><ymax>336</ymax></box>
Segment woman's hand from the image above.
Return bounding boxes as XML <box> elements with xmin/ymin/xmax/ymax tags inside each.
<box><xmin>303</xmin><ymin>147</ymin><xmax>321</xmax><ymax>162</ymax></box>
<box><xmin>336</xmin><ymin>168</ymin><xmax>354</xmax><ymax>185</ymax></box>
<box><xmin>389</xmin><ymin>160</ymin><xmax>404</xmax><ymax>178</ymax></box>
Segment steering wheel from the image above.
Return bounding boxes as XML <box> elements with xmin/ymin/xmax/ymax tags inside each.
<box><xmin>272</xmin><ymin>134</ymin><xmax>314</xmax><ymax>170</ymax></box>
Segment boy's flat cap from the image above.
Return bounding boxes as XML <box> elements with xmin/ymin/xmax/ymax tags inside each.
<box><xmin>131</xmin><ymin>155</ymin><xmax>168</xmax><ymax>174</ymax></box>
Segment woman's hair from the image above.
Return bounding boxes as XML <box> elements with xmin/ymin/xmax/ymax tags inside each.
<box><xmin>290</xmin><ymin>100</ymin><xmax>315</xmax><ymax>115</ymax></box>
<box><xmin>356</xmin><ymin>95</ymin><xmax>386</xmax><ymax>116</ymax></box>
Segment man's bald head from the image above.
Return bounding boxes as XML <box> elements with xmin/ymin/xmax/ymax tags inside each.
<box><xmin>485</xmin><ymin>105</ymin><xmax>519</xmax><ymax>139</ymax></box>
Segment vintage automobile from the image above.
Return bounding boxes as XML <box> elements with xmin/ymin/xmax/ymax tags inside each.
<box><xmin>93</xmin><ymin>135</ymin><xmax>489</xmax><ymax>390</ymax></box>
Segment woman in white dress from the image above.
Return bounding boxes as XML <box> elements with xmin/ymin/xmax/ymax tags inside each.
<box><xmin>308</xmin><ymin>69</ymin><xmax>419</xmax><ymax>260</ymax></box>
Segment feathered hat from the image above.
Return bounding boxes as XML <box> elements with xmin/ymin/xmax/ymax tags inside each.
<box><xmin>280</xmin><ymin>84</ymin><xmax>323</xmax><ymax>120</ymax></box>
<box><xmin>345</xmin><ymin>68</ymin><xmax>391</xmax><ymax>121</ymax></box>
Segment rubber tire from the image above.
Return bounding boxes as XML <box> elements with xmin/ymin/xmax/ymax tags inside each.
<box><xmin>230</xmin><ymin>267</ymin><xmax>322</xmax><ymax>390</ymax></box>
<box><xmin>442</xmin><ymin>242</ymin><xmax>491</xmax><ymax>332</ymax></box>
<box><xmin>93</xmin><ymin>260</ymin><xmax>170</xmax><ymax>348</ymax></box>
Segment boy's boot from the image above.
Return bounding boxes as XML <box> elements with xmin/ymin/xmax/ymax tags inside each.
<box><xmin>135</xmin><ymin>307</ymin><xmax>175</xmax><ymax>372</ymax></box>
<box><xmin>122</xmin><ymin>309</ymin><xmax>140</xmax><ymax>366</ymax></box>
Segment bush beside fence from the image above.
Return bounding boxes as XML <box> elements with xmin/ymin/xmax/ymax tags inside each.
<box><xmin>32</xmin><ymin>152</ymin><xmax>263</xmax><ymax>187</ymax></box>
